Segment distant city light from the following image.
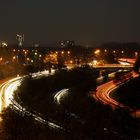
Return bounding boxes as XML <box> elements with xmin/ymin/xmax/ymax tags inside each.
<box><xmin>24</xmin><ymin>51</ymin><xmax>27</xmax><ymax>55</ymax></box>
<box><xmin>135</xmin><ymin>52</ymin><xmax>138</xmax><ymax>57</ymax></box>
<box><xmin>67</xmin><ymin>51</ymin><xmax>70</xmax><ymax>54</ymax></box>
<box><xmin>70</xmin><ymin>60</ymin><xmax>73</xmax><ymax>64</ymax></box>
<box><xmin>113</xmin><ymin>50</ymin><xmax>116</xmax><ymax>53</ymax></box>
<box><xmin>13</xmin><ymin>56</ymin><xmax>16</xmax><ymax>60</ymax></box>
<box><xmin>94</xmin><ymin>49</ymin><xmax>100</xmax><ymax>55</ymax></box>
<box><xmin>93</xmin><ymin>60</ymin><xmax>98</xmax><ymax>65</ymax></box>
<box><xmin>1</xmin><ymin>42</ymin><xmax>8</xmax><ymax>47</ymax></box>
<box><xmin>61</xmin><ymin>51</ymin><xmax>64</xmax><ymax>54</ymax></box>
<box><xmin>34</xmin><ymin>52</ymin><xmax>38</xmax><ymax>55</ymax></box>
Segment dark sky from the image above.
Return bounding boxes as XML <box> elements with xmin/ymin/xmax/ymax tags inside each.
<box><xmin>0</xmin><ymin>0</ymin><xmax>140</xmax><ymax>45</ymax></box>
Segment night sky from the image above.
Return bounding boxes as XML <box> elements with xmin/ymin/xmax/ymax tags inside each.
<box><xmin>0</xmin><ymin>0</ymin><xmax>140</xmax><ymax>45</ymax></box>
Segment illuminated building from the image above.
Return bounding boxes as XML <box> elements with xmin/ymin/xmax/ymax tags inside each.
<box><xmin>16</xmin><ymin>34</ymin><xmax>24</xmax><ymax>47</ymax></box>
<box><xmin>59</xmin><ymin>40</ymin><xmax>75</xmax><ymax>48</ymax></box>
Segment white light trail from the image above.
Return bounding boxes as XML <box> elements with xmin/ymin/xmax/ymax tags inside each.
<box><xmin>0</xmin><ymin>70</ymin><xmax>65</xmax><ymax>130</ymax></box>
<box><xmin>54</xmin><ymin>89</ymin><xmax>69</xmax><ymax>104</ymax></box>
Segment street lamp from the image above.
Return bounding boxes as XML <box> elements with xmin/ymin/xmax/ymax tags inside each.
<box><xmin>34</xmin><ymin>52</ymin><xmax>38</xmax><ymax>56</ymax></box>
<box><xmin>13</xmin><ymin>56</ymin><xmax>16</xmax><ymax>60</ymax></box>
<box><xmin>67</xmin><ymin>51</ymin><xmax>70</xmax><ymax>54</ymax></box>
<box><xmin>94</xmin><ymin>49</ymin><xmax>100</xmax><ymax>55</ymax></box>
<box><xmin>61</xmin><ymin>51</ymin><xmax>64</xmax><ymax>55</ymax></box>
<box><xmin>113</xmin><ymin>50</ymin><xmax>116</xmax><ymax>53</ymax></box>
<box><xmin>135</xmin><ymin>52</ymin><xmax>138</xmax><ymax>57</ymax></box>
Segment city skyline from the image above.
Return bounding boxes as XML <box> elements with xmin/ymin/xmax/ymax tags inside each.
<box><xmin>0</xmin><ymin>0</ymin><xmax>140</xmax><ymax>45</ymax></box>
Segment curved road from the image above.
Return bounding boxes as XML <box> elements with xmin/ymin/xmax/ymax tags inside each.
<box><xmin>0</xmin><ymin>71</ymin><xmax>65</xmax><ymax>130</ymax></box>
<box><xmin>94</xmin><ymin>77</ymin><xmax>140</xmax><ymax>117</ymax></box>
<box><xmin>94</xmin><ymin>81</ymin><xmax>130</xmax><ymax>109</ymax></box>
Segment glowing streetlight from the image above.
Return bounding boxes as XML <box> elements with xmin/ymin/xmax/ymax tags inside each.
<box><xmin>94</xmin><ymin>49</ymin><xmax>100</xmax><ymax>55</ymax></box>
<box><xmin>93</xmin><ymin>60</ymin><xmax>98</xmax><ymax>65</ymax></box>
<box><xmin>113</xmin><ymin>50</ymin><xmax>116</xmax><ymax>53</ymax></box>
<box><xmin>135</xmin><ymin>52</ymin><xmax>138</xmax><ymax>57</ymax></box>
<box><xmin>13</xmin><ymin>56</ymin><xmax>16</xmax><ymax>60</ymax></box>
<box><xmin>67</xmin><ymin>51</ymin><xmax>70</xmax><ymax>54</ymax></box>
<box><xmin>27</xmin><ymin>58</ymin><xmax>30</xmax><ymax>61</ymax></box>
<box><xmin>34</xmin><ymin>52</ymin><xmax>38</xmax><ymax>56</ymax></box>
<box><xmin>61</xmin><ymin>51</ymin><xmax>64</xmax><ymax>55</ymax></box>
<box><xmin>24</xmin><ymin>51</ymin><xmax>27</xmax><ymax>55</ymax></box>
<box><xmin>70</xmin><ymin>60</ymin><xmax>73</xmax><ymax>64</ymax></box>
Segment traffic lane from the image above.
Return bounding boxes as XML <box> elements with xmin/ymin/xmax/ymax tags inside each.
<box><xmin>94</xmin><ymin>80</ymin><xmax>140</xmax><ymax>117</ymax></box>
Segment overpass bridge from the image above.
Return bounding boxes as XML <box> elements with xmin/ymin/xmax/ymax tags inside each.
<box><xmin>66</xmin><ymin>58</ymin><xmax>135</xmax><ymax>70</ymax></box>
<box><xmin>92</xmin><ymin>64</ymin><xmax>133</xmax><ymax>68</ymax></box>
<box><xmin>66</xmin><ymin>64</ymin><xmax>133</xmax><ymax>71</ymax></box>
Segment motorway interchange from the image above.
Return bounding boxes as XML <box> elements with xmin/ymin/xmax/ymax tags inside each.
<box><xmin>0</xmin><ymin>60</ymin><xmax>138</xmax><ymax>131</ymax></box>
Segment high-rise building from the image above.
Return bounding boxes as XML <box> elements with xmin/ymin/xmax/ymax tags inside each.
<box><xmin>16</xmin><ymin>34</ymin><xmax>24</xmax><ymax>47</ymax></box>
<box><xmin>59</xmin><ymin>40</ymin><xmax>75</xmax><ymax>48</ymax></box>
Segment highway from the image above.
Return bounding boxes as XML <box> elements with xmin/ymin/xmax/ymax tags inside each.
<box><xmin>93</xmin><ymin>59</ymin><xmax>140</xmax><ymax>117</ymax></box>
<box><xmin>94</xmin><ymin>81</ymin><xmax>128</xmax><ymax>109</ymax></box>
<box><xmin>67</xmin><ymin>62</ymin><xmax>134</xmax><ymax>69</ymax></box>
<box><xmin>0</xmin><ymin>70</ymin><xmax>65</xmax><ymax>130</ymax></box>
<box><xmin>118</xmin><ymin>58</ymin><xmax>136</xmax><ymax>64</ymax></box>
<box><xmin>0</xmin><ymin>60</ymin><xmax>136</xmax><ymax>126</ymax></box>
<box><xmin>94</xmin><ymin>74</ymin><xmax>140</xmax><ymax>117</ymax></box>
<box><xmin>0</xmin><ymin>69</ymin><xmax>132</xmax><ymax>119</ymax></box>
<box><xmin>92</xmin><ymin>64</ymin><xmax>133</xmax><ymax>68</ymax></box>
<box><xmin>0</xmin><ymin>70</ymin><xmax>54</xmax><ymax>113</ymax></box>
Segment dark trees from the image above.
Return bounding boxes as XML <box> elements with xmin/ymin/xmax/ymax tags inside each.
<box><xmin>134</xmin><ymin>55</ymin><xmax>140</xmax><ymax>74</ymax></box>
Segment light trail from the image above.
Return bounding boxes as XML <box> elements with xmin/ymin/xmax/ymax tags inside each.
<box><xmin>92</xmin><ymin>64</ymin><xmax>133</xmax><ymax>68</ymax></box>
<box><xmin>118</xmin><ymin>61</ymin><xmax>130</xmax><ymax>66</ymax></box>
<box><xmin>94</xmin><ymin>73</ymin><xmax>140</xmax><ymax>117</ymax></box>
<box><xmin>0</xmin><ymin>70</ymin><xmax>65</xmax><ymax>130</ymax></box>
<box><xmin>4</xmin><ymin>79</ymin><xmax>21</xmax><ymax>107</ymax></box>
<box><xmin>118</xmin><ymin>58</ymin><xmax>136</xmax><ymax>64</ymax></box>
<box><xmin>54</xmin><ymin>89</ymin><xmax>69</xmax><ymax>104</ymax></box>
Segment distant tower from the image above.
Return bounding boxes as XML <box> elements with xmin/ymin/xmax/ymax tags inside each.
<box><xmin>16</xmin><ymin>34</ymin><xmax>24</xmax><ymax>47</ymax></box>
